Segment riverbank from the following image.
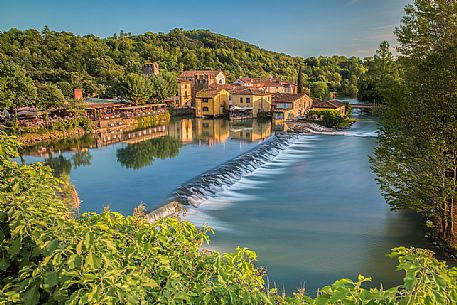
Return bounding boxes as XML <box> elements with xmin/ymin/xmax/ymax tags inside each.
<box><xmin>3</xmin><ymin>112</ymin><xmax>171</xmax><ymax>146</ymax></box>
<box><xmin>17</xmin><ymin>128</ymin><xmax>88</xmax><ymax>145</ymax></box>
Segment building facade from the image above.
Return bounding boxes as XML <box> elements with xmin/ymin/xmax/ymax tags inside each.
<box><xmin>142</xmin><ymin>62</ymin><xmax>159</xmax><ymax>76</ymax></box>
<box><xmin>177</xmin><ymin>80</ymin><xmax>192</xmax><ymax>107</ymax></box>
<box><xmin>230</xmin><ymin>88</ymin><xmax>272</xmax><ymax>118</ymax></box>
<box><xmin>195</xmin><ymin>88</ymin><xmax>230</xmax><ymax>118</ymax></box>
<box><xmin>272</xmin><ymin>93</ymin><xmax>313</xmax><ymax>121</ymax></box>
<box><xmin>178</xmin><ymin>70</ymin><xmax>226</xmax><ymax>103</ymax></box>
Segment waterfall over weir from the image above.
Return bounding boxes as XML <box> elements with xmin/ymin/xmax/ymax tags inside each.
<box><xmin>174</xmin><ymin>134</ymin><xmax>298</xmax><ymax>206</ymax></box>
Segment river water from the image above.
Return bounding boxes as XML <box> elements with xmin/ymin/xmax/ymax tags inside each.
<box><xmin>20</xmin><ymin>114</ymin><xmax>428</xmax><ymax>294</ymax></box>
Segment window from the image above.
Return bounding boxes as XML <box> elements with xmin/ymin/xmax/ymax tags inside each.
<box><xmin>246</xmin><ymin>97</ymin><xmax>251</xmax><ymax>103</ymax></box>
<box><xmin>203</xmin><ymin>98</ymin><xmax>209</xmax><ymax>103</ymax></box>
<box><xmin>240</xmin><ymin>97</ymin><xmax>243</xmax><ymax>103</ymax></box>
<box><xmin>203</xmin><ymin>107</ymin><xmax>209</xmax><ymax>112</ymax></box>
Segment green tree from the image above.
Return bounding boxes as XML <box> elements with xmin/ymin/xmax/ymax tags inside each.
<box><xmin>150</xmin><ymin>72</ymin><xmax>177</xmax><ymax>103</ymax></box>
<box><xmin>35</xmin><ymin>82</ymin><xmax>65</xmax><ymax>111</ymax></box>
<box><xmin>372</xmin><ymin>0</ymin><xmax>457</xmax><ymax>247</ymax></box>
<box><xmin>297</xmin><ymin>65</ymin><xmax>304</xmax><ymax>94</ymax></box>
<box><xmin>0</xmin><ymin>27</ymin><xmax>368</xmax><ymax>103</ymax></box>
<box><xmin>0</xmin><ymin>61</ymin><xmax>37</xmax><ymax>109</ymax></box>
<box><xmin>357</xmin><ymin>41</ymin><xmax>401</xmax><ymax>103</ymax></box>
<box><xmin>310</xmin><ymin>81</ymin><xmax>328</xmax><ymax>100</ymax></box>
<box><xmin>117</xmin><ymin>73</ymin><xmax>152</xmax><ymax>105</ymax></box>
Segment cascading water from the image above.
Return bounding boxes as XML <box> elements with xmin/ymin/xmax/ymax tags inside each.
<box><xmin>174</xmin><ymin>134</ymin><xmax>299</xmax><ymax>206</ymax></box>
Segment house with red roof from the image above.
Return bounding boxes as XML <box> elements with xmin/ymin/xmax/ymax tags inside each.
<box><xmin>272</xmin><ymin>93</ymin><xmax>313</xmax><ymax>121</ymax></box>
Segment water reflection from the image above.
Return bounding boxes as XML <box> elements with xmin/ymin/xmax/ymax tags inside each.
<box><xmin>21</xmin><ymin>118</ymin><xmax>273</xmax><ymax>174</ymax></box>
<box><xmin>116</xmin><ymin>136</ymin><xmax>181</xmax><ymax>169</ymax></box>
<box><xmin>168</xmin><ymin>118</ymin><xmax>272</xmax><ymax>146</ymax></box>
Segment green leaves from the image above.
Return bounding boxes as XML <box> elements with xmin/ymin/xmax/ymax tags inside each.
<box><xmin>43</xmin><ymin>271</ymin><xmax>58</xmax><ymax>288</ymax></box>
<box><xmin>23</xmin><ymin>284</ymin><xmax>40</xmax><ymax>305</ymax></box>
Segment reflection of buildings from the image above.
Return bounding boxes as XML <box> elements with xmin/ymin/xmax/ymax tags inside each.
<box><xmin>230</xmin><ymin>120</ymin><xmax>272</xmax><ymax>142</ymax></box>
<box><xmin>167</xmin><ymin>118</ymin><xmax>272</xmax><ymax>145</ymax></box>
<box><xmin>91</xmin><ymin>126</ymin><xmax>167</xmax><ymax>148</ymax></box>
<box><xmin>194</xmin><ymin>119</ymin><xmax>230</xmax><ymax>146</ymax></box>
<box><xmin>167</xmin><ymin>119</ymin><xmax>193</xmax><ymax>144</ymax></box>
<box><xmin>168</xmin><ymin>118</ymin><xmax>233</xmax><ymax>146</ymax></box>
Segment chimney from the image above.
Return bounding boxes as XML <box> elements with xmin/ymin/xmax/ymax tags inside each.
<box><xmin>73</xmin><ymin>88</ymin><xmax>83</xmax><ymax>100</ymax></box>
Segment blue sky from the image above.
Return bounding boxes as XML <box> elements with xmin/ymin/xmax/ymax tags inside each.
<box><xmin>1</xmin><ymin>0</ymin><xmax>410</xmax><ymax>57</ymax></box>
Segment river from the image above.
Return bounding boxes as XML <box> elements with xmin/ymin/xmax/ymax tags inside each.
<box><xmin>19</xmin><ymin>113</ymin><xmax>428</xmax><ymax>294</ymax></box>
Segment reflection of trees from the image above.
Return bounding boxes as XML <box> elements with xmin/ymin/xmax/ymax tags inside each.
<box><xmin>116</xmin><ymin>136</ymin><xmax>181</xmax><ymax>169</ymax></box>
<box><xmin>72</xmin><ymin>151</ymin><xmax>92</xmax><ymax>169</ymax></box>
<box><xmin>45</xmin><ymin>154</ymin><xmax>72</xmax><ymax>177</ymax></box>
<box><xmin>21</xmin><ymin>134</ymin><xmax>94</xmax><ymax>155</ymax></box>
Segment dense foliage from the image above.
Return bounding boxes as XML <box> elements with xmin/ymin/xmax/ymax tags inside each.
<box><xmin>0</xmin><ymin>28</ymin><xmax>367</xmax><ymax>109</ymax></box>
<box><xmin>371</xmin><ymin>0</ymin><xmax>457</xmax><ymax>248</ymax></box>
<box><xmin>308</xmin><ymin>109</ymin><xmax>343</xmax><ymax>128</ymax></box>
<box><xmin>1</xmin><ymin>132</ymin><xmax>457</xmax><ymax>304</ymax></box>
<box><xmin>304</xmin><ymin>56</ymin><xmax>365</xmax><ymax>98</ymax></box>
<box><xmin>357</xmin><ymin>41</ymin><xmax>403</xmax><ymax>104</ymax></box>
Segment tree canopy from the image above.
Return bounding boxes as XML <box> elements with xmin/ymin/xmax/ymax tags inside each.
<box><xmin>371</xmin><ymin>0</ymin><xmax>457</xmax><ymax>247</ymax></box>
<box><xmin>357</xmin><ymin>41</ymin><xmax>403</xmax><ymax>103</ymax></box>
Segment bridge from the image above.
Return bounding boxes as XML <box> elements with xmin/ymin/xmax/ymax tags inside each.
<box><xmin>349</xmin><ymin>103</ymin><xmax>378</xmax><ymax>110</ymax></box>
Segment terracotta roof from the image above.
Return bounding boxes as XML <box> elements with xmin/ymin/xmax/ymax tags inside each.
<box><xmin>196</xmin><ymin>88</ymin><xmax>226</xmax><ymax>98</ymax></box>
<box><xmin>262</xmin><ymin>81</ymin><xmax>283</xmax><ymax>87</ymax></box>
<box><xmin>178</xmin><ymin>70</ymin><xmax>223</xmax><ymax>78</ymax></box>
<box><xmin>312</xmin><ymin>100</ymin><xmax>346</xmax><ymax>109</ymax></box>
<box><xmin>272</xmin><ymin>93</ymin><xmax>313</xmax><ymax>103</ymax></box>
<box><xmin>230</xmin><ymin>87</ymin><xmax>270</xmax><ymax>96</ymax></box>
<box><xmin>208</xmin><ymin>83</ymin><xmax>235</xmax><ymax>90</ymax></box>
<box><xmin>235</xmin><ymin>77</ymin><xmax>283</xmax><ymax>84</ymax></box>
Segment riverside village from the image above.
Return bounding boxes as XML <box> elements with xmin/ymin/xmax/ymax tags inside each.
<box><xmin>2</xmin><ymin>63</ymin><xmax>369</xmax><ymax>146</ymax></box>
<box><xmin>1</xmin><ymin>0</ymin><xmax>456</xmax><ymax>303</ymax></box>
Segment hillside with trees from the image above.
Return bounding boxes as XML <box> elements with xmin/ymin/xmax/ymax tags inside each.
<box><xmin>0</xmin><ymin>28</ymin><xmax>366</xmax><ymax>109</ymax></box>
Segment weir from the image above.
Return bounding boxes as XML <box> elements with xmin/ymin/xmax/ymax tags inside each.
<box><xmin>146</xmin><ymin>134</ymin><xmax>300</xmax><ymax>222</ymax></box>
<box><xmin>174</xmin><ymin>134</ymin><xmax>299</xmax><ymax>206</ymax></box>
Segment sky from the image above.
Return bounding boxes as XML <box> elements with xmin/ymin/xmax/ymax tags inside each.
<box><xmin>0</xmin><ymin>0</ymin><xmax>411</xmax><ymax>58</ymax></box>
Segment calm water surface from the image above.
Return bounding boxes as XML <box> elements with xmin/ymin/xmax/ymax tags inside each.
<box><xmin>21</xmin><ymin>114</ymin><xmax>428</xmax><ymax>294</ymax></box>
<box><xmin>20</xmin><ymin>118</ymin><xmax>271</xmax><ymax>215</ymax></box>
